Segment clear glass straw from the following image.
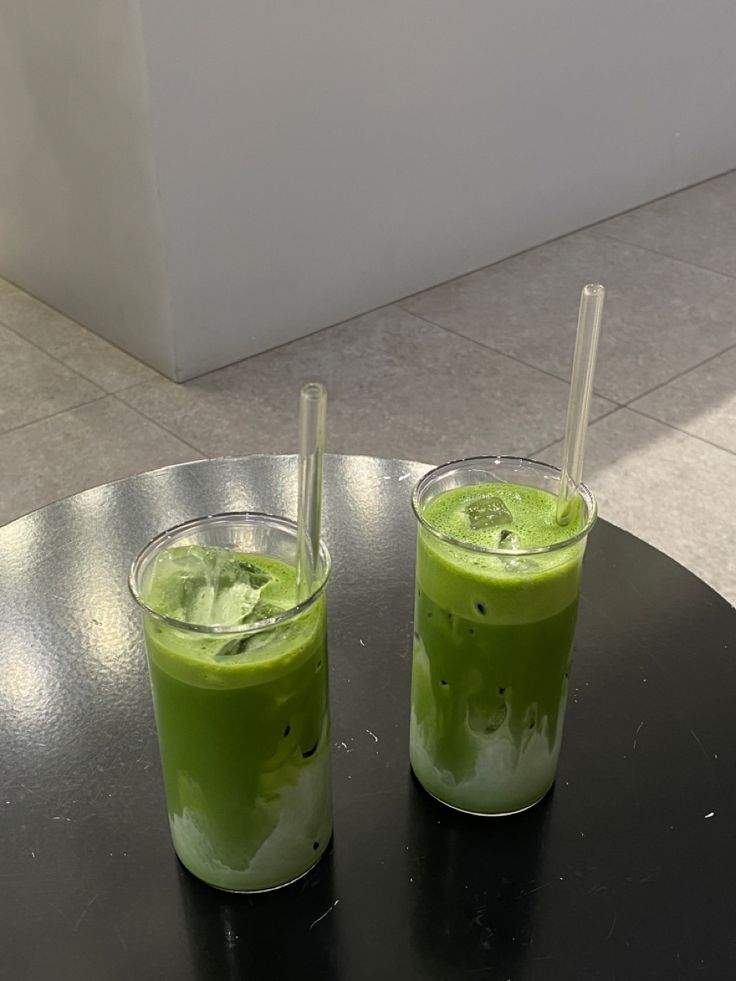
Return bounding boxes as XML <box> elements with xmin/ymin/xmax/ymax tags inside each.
<box><xmin>296</xmin><ymin>381</ymin><xmax>327</xmax><ymax>601</ymax></box>
<box><xmin>556</xmin><ymin>284</ymin><xmax>606</xmax><ymax>526</ymax></box>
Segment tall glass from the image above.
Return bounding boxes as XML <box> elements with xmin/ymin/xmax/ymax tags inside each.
<box><xmin>130</xmin><ymin>513</ymin><xmax>332</xmax><ymax>892</ymax></box>
<box><xmin>409</xmin><ymin>457</ymin><xmax>596</xmax><ymax>816</ymax></box>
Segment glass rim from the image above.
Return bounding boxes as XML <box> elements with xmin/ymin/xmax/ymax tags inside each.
<box><xmin>411</xmin><ymin>455</ymin><xmax>597</xmax><ymax>556</ymax></box>
<box><xmin>128</xmin><ymin>511</ymin><xmax>332</xmax><ymax>635</ymax></box>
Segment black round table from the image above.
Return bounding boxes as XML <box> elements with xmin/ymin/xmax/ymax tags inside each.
<box><xmin>1</xmin><ymin>455</ymin><xmax>734</xmax><ymax>980</ymax></box>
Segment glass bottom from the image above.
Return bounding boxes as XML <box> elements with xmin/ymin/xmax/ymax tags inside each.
<box><xmin>177</xmin><ymin>836</ymin><xmax>332</xmax><ymax>894</ymax></box>
<box><xmin>412</xmin><ymin>766</ymin><xmax>554</xmax><ymax>817</ymax></box>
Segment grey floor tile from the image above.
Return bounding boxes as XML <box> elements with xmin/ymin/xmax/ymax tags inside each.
<box><xmin>119</xmin><ymin>306</ymin><xmax>616</xmax><ymax>465</ymax></box>
<box><xmin>594</xmin><ymin>170</ymin><xmax>736</xmax><ymax>277</ymax></box>
<box><xmin>0</xmin><ymin>288</ymin><xmax>161</xmax><ymax>393</ymax></box>
<box><xmin>538</xmin><ymin>409</ymin><xmax>736</xmax><ymax>605</ymax></box>
<box><xmin>0</xmin><ymin>277</ymin><xmax>18</xmax><ymax>296</ymax></box>
<box><xmin>629</xmin><ymin>345</ymin><xmax>736</xmax><ymax>454</ymax></box>
<box><xmin>0</xmin><ymin>397</ymin><xmax>201</xmax><ymax>525</ymax></box>
<box><xmin>0</xmin><ymin>324</ymin><xmax>103</xmax><ymax>433</ymax></box>
<box><xmin>400</xmin><ymin>230</ymin><xmax>736</xmax><ymax>404</ymax></box>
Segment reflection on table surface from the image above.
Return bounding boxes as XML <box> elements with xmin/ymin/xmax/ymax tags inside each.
<box><xmin>0</xmin><ymin>455</ymin><xmax>733</xmax><ymax>979</ymax></box>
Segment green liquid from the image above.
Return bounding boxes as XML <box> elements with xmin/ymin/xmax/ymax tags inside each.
<box><xmin>142</xmin><ymin>550</ymin><xmax>331</xmax><ymax>891</ymax></box>
<box><xmin>410</xmin><ymin>482</ymin><xmax>586</xmax><ymax>815</ymax></box>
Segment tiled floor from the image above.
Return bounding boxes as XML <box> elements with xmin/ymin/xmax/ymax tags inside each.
<box><xmin>1</xmin><ymin>171</ymin><xmax>735</xmax><ymax>604</ymax></box>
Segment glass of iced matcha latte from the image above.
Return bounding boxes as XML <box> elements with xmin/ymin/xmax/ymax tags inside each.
<box><xmin>130</xmin><ymin>513</ymin><xmax>332</xmax><ymax>892</ymax></box>
<box><xmin>409</xmin><ymin>456</ymin><xmax>596</xmax><ymax>816</ymax></box>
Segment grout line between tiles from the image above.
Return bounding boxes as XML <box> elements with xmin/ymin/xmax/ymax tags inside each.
<box><xmin>0</xmin><ymin>315</ymin><xmax>163</xmax><ymax>395</ymax></box>
<box><xmin>109</xmin><ymin>376</ymin><xmax>164</xmax><ymax>395</ymax></box>
<box><xmin>2</xmin><ymin>170</ymin><xmax>733</xmax><ymax>393</ymax></box>
<box><xmin>0</xmin><ymin>315</ymin><xmax>111</xmax><ymax>394</ymax></box>
<box><xmin>625</xmin><ymin>405</ymin><xmax>736</xmax><ymax>458</ymax></box>
<box><xmin>111</xmin><ymin>393</ymin><xmax>206</xmax><ymax>457</ymax></box>
<box><xmin>528</xmin><ymin>405</ymin><xmax>624</xmax><ymax>459</ymax></box>
<box><xmin>592</xmin><ymin>230</ymin><xmax>736</xmax><ymax>283</ymax></box>
<box><xmin>400</xmin><ymin>309</ymin><xmax>623</xmax><ymax>406</ymax></box>
<box><xmin>0</xmin><ymin>393</ymin><xmax>109</xmax><ymax>440</ymax></box>
<box><xmin>406</xmin><ymin>309</ymin><xmax>736</xmax><ymax>413</ymax></box>
<box><xmin>622</xmin><ymin>341</ymin><xmax>736</xmax><ymax>407</ymax></box>
<box><xmin>394</xmin><ymin>173</ymin><xmax>735</xmax><ymax>309</ymax></box>
<box><xmin>393</xmin><ymin>170</ymin><xmax>736</xmax><ymax>310</ymax></box>
<box><xmin>532</xmin><ymin>402</ymin><xmax>736</xmax><ymax>463</ymax></box>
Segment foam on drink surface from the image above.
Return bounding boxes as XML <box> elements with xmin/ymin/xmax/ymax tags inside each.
<box><xmin>423</xmin><ymin>482</ymin><xmax>583</xmax><ymax>551</ymax></box>
<box><xmin>141</xmin><ymin>546</ymin><xmax>319</xmax><ymax>687</ymax></box>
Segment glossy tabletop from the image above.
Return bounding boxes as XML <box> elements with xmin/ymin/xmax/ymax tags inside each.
<box><xmin>1</xmin><ymin>455</ymin><xmax>734</xmax><ymax>980</ymax></box>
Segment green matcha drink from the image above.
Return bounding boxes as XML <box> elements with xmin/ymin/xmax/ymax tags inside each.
<box><xmin>130</xmin><ymin>513</ymin><xmax>332</xmax><ymax>892</ymax></box>
<box><xmin>410</xmin><ymin>457</ymin><xmax>596</xmax><ymax>816</ymax></box>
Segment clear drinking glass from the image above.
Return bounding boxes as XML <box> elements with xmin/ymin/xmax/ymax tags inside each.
<box><xmin>130</xmin><ymin>512</ymin><xmax>332</xmax><ymax>892</ymax></box>
<box><xmin>409</xmin><ymin>457</ymin><xmax>596</xmax><ymax>816</ymax></box>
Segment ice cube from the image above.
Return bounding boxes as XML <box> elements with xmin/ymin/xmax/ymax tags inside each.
<box><xmin>465</xmin><ymin>496</ymin><xmax>513</xmax><ymax>529</ymax></box>
<box><xmin>215</xmin><ymin>612</ymin><xmax>293</xmax><ymax>659</ymax></box>
<box><xmin>497</xmin><ymin>528</ymin><xmax>517</xmax><ymax>548</ymax></box>
<box><xmin>485</xmin><ymin>703</ymin><xmax>507</xmax><ymax>733</ymax></box>
<box><xmin>505</xmin><ymin>556</ymin><xmax>539</xmax><ymax>573</ymax></box>
<box><xmin>467</xmin><ymin>700</ymin><xmax>507</xmax><ymax>734</ymax></box>
<box><xmin>148</xmin><ymin>546</ymin><xmax>211</xmax><ymax>621</ymax></box>
<box><xmin>150</xmin><ymin>545</ymin><xmax>272</xmax><ymax>626</ymax></box>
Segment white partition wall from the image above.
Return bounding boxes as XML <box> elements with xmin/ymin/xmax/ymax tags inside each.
<box><xmin>2</xmin><ymin>1</ymin><xmax>736</xmax><ymax>380</ymax></box>
<box><xmin>0</xmin><ymin>1</ymin><xmax>174</xmax><ymax>374</ymax></box>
